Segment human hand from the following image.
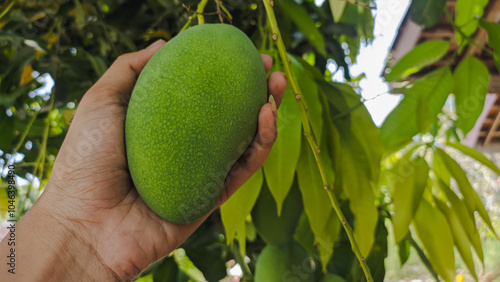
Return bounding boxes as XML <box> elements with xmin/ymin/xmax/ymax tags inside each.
<box><xmin>0</xmin><ymin>39</ymin><xmax>287</xmax><ymax>281</ymax></box>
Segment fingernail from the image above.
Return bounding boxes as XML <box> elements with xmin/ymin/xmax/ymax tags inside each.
<box><xmin>146</xmin><ymin>39</ymin><xmax>165</xmax><ymax>50</ymax></box>
<box><xmin>269</xmin><ymin>95</ymin><xmax>277</xmax><ymax>115</ymax></box>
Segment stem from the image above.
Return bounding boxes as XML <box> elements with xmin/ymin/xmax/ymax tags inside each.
<box><xmin>219</xmin><ymin>1</ymin><xmax>233</xmax><ymax>22</ymax></box>
<box><xmin>261</xmin><ymin>1</ymin><xmax>373</xmax><ymax>281</ymax></box>
<box><xmin>233</xmin><ymin>241</ymin><xmax>253</xmax><ymax>281</ymax></box>
<box><xmin>406</xmin><ymin>233</ymin><xmax>440</xmax><ymax>282</ymax></box>
<box><xmin>196</xmin><ymin>0</ymin><xmax>209</xmax><ymax>24</ymax></box>
<box><xmin>0</xmin><ymin>0</ymin><xmax>16</xmax><ymax>21</ymax></box>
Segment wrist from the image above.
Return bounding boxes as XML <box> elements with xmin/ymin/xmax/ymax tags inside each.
<box><xmin>0</xmin><ymin>192</ymin><xmax>119</xmax><ymax>281</ymax></box>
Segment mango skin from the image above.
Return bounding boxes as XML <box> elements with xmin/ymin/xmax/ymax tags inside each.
<box><xmin>125</xmin><ymin>24</ymin><xmax>267</xmax><ymax>224</ymax></box>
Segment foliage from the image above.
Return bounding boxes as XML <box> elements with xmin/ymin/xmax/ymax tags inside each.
<box><xmin>1</xmin><ymin>0</ymin><xmax>499</xmax><ymax>281</ymax></box>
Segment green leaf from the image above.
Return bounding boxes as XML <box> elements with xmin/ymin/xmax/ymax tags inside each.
<box><xmin>296</xmin><ymin>135</ymin><xmax>333</xmax><ymax>239</ymax></box>
<box><xmin>73</xmin><ymin>0</ymin><xmax>86</xmax><ymax>30</ymax></box>
<box><xmin>294</xmin><ymin>212</ymin><xmax>316</xmax><ymax>254</ymax></box>
<box><xmin>409</xmin><ymin>0</ymin><xmax>446</xmax><ymax>28</ymax></box>
<box><xmin>221</xmin><ymin>169</ymin><xmax>263</xmax><ymax>246</ymax></box>
<box><xmin>412</xmin><ymin>199</ymin><xmax>455</xmax><ymax>282</ymax></box>
<box><xmin>434</xmin><ymin>196</ymin><xmax>477</xmax><ymax>281</ymax></box>
<box><xmin>339</xmin><ymin>148</ymin><xmax>377</xmax><ymax>257</ymax></box>
<box><xmin>436</xmin><ymin>180</ymin><xmax>484</xmax><ymax>263</ymax></box>
<box><xmin>291</xmin><ymin>56</ymin><xmax>323</xmax><ymax>145</ymax></box>
<box><xmin>279</xmin><ymin>0</ymin><xmax>326</xmax><ymax>56</ymax></box>
<box><xmin>434</xmin><ymin>148</ymin><xmax>498</xmax><ymax>238</ymax></box>
<box><xmin>479</xmin><ymin>19</ymin><xmax>500</xmax><ymax>71</ymax></box>
<box><xmin>446</xmin><ymin>141</ymin><xmax>500</xmax><ymax>175</ymax></box>
<box><xmin>455</xmin><ymin>0</ymin><xmax>488</xmax><ymax>48</ymax></box>
<box><xmin>381</xmin><ymin>67</ymin><xmax>452</xmax><ymax>154</ymax></box>
<box><xmin>385</xmin><ymin>40</ymin><xmax>450</xmax><ymax>82</ymax></box>
<box><xmin>317</xmin><ymin>209</ymin><xmax>341</xmax><ymax>270</ymax></box>
<box><xmin>263</xmin><ymin>85</ymin><xmax>302</xmax><ymax>214</ymax></box>
<box><xmin>390</xmin><ymin>155</ymin><xmax>430</xmax><ymax>243</ymax></box>
<box><xmin>329</xmin><ymin>0</ymin><xmax>347</xmax><ymax>22</ymax></box>
<box><xmin>398</xmin><ymin>238</ymin><xmax>411</xmax><ymax>266</ymax></box>
<box><xmin>134</xmin><ymin>274</ymin><xmax>153</xmax><ymax>282</ymax></box>
<box><xmin>366</xmin><ymin>214</ymin><xmax>388</xmax><ymax>282</ymax></box>
<box><xmin>453</xmin><ymin>56</ymin><xmax>490</xmax><ymax>134</ymax></box>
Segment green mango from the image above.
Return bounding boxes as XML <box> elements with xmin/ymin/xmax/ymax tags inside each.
<box><xmin>251</xmin><ymin>176</ymin><xmax>303</xmax><ymax>244</ymax></box>
<box><xmin>126</xmin><ymin>24</ymin><xmax>267</xmax><ymax>224</ymax></box>
<box><xmin>255</xmin><ymin>241</ymin><xmax>314</xmax><ymax>282</ymax></box>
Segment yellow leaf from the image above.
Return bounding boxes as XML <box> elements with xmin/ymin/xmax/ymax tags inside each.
<box><xmin>20</xmin><ymin>64</ymin><xmax>34</xmax><ymax>86</ymax></box>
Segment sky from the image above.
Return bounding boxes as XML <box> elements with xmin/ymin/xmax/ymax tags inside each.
<box><xmin>325</xmin><ymin>0</ymin><xmax>412</xmax><ymax>125</ymax></box>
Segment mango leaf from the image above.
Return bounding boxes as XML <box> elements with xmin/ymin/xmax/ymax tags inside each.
<box><xmin>263</xmin><ymin>84</ymin><xmax>302</xmax><ymax>214</ymax></box>
<box><xmin>134</xmin><ymin>274</ymin><xmax>153</xmax><ymax>282</ymax></box>
<box><xmin>434</xmin><ymin>196</ymin><xmax>477</xmax><ymax>281</ymax></box>
<box><xmin>390</xmin><ymin>155</ymin><xmax>429</xmax><ymax>243</ymax></box>
<box><xmin>279</xmin><ymin>0</ymin><xmax>326</xmax><ymax>56</ymax></box>
<box><xmin>221</xmin><ymin>169</ymin><xmax>263</xmax><ymax>246</ymax></box>
<box><xmin>412</xmin><ymin>199</ymin><xmax>455</xmax><ymax>282</ymax></box>
<box><xmin>385</xmin><ymin>40</ymin><xmax>450</xmax><ymax>82</ymax></box>
<box><xmin>291</xmin><ymin>56</ymin><xmax>323</xmax><ymax>145</ymax></box>
<box><xmin>455</xmin><ymin>0</ymin><xmax>488</xmax><ymax>48</ymax></box>
<box><xmin>339</xmin><ymin>148</ymin><xmax>377</xmax><ymax>257</ymax></box>
<box><xmin>296</xmin><ymin>135</ymin><xmax>333</xmax><ymax>240</ymax></box>
<box><xmin>409</xmin><ymin>0</ymin><xmax>446</xmax><ymax>28</ymax></box>
<box><xmin>366</xmin><ymin>214</ymin><xmax>388</xmax><ymax>282</ymax></box>
<box><xmin>434</xmin><ymin>148</ymin><xmax>498</xmax><ymax>238</ymax></box>
<box><xmin>446</xmin><ymin>141</ymin><xmax>500</xmax><ymax>176</ymax></box>
<box><xmin>294</xmin><ymin>212</ymin><xmax>316</xmax><ymax>254</ymax></box>
<box><xmin>333</xmin><ymin>82</ymin><xmax>382</xmax><ymax>184</ymax></box>
<box><xmin>73</xmin><ymin>0</ymin><xmax>86</xmax><ymax>30</ymax></box>
<box><xmin>317</xmin><ymin>209</ymin><xmax>341</xmax><ymax>271</ymax></box>
<box><xmin>329</xmin><ymin>0</ymin><xmax>347</xmax><ymax>22</ymax></box>
<box><xmin>381</xmin><ymin>67</ymin><xmax>452</xmax><ymax>154</ymax></box>
<box><xmin>479</xmin><ymin>20</ymin><xmax>500</xmax><ymax>71</ymax></box>
<box><xmin>436</xmin><ymin>180</ymin><xmax>484</xmax><ymax>263</ymax></box>
<box><xmin>453</xmin><ymin>56</ymin><xmax>489</xmax><ymax>134</ymax></box>
<box><xmin>398</xmin><ymin>238</ymin><xmax>411</xmax><ymax>266</ymax></box>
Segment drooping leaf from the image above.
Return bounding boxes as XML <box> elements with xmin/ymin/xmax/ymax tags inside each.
<box><xmin>390</xmin><ymin>155</ymin><xmax>429</xmax><ymax>243</ymax></box>
<box><xmin>221</xmin><ymin>169</ymin><xmax>263</xmax><ymax>246</ymax></box>
<box><xmin>366</xmin><ymin>214</ymin><xmax>388</xmax><ymax>282</ymax></box>
<box><xmin>385</xmin><ymin>40</ymin><xmax>450</xmax><ymax>82</ymax></box>
<box><xmin>291</xmin><ymin>56</ymin><xmax>323</xmax><ymax>145</ymax></box>
<box><xmin>434</xmin><ymin>196</ymin><xmax>477</xmax><ymax>281</ymax></box>
<box><xmin>279</xmin><ymin>0</ymin><xmax>326</xmax><ymax>56</ymax></box>
<box><xmin>446</xmin><ymin>141</ymin><xmax>500</xmax><ymax>176</ymax></box>
<box><xmin>251</xmin><ymin>177</ymin><xmax>303</xmax><ymax>245</ymax></box>
<box><xmin>263</xmin><ymin>85</ymin><xmax>302</xmax><ymax>214</ymax></box>
<box><xmin>338</xmin><ymin>148</ymin><xmax>377</xmax><ymax>257</ymax></box>
<box><xmin>73</xmin><ymin>0</ymin><xmax>86</xmax><ymax>30</ymax></box>
<box><xmin>434</xmin><ymin>147</ymin><xmax>498</xmax><ymax>238</ymax></box>
<box><xmin>453</xmin><ymin>56</ymin><xmax>490</xmax><ymax>134</ymax></box>
<box><xmin>398</xmin><ymin>238</ymin><xmax>411</xmax><ymax>266</ymax></box>
<box><xmin>409</xmin><ymin>0</ymin><xmax>446</xmax><ymax>28</ymax></box>
<box><xmin>479</xmin><ymin>19</ymin><xmax>500</xmax><ymax>71</ymax></box>
<box><xmin>381</xmin><ymin>67</ymin><xmax>452</xmax><ymax>154</ymax></box>
<box><xmin>294</xmin><ymin>212</ymin><xmax>316</xmax><ymax>254</ymax></box>
<box><xmin>329</xmin><ymin>0</ymin><xmax>347</xmax><ymax>22</ymax></box>
<box><xmin>317</xmin><ymin>209</ymin><xmax>341</xmax><ymax>271</ymax></box>
<box><xmin>455</xmin><ymin>0</ymin><xmax>488</xmax><ymax>48</ymax></box>
<box><xmin>436</xmin><ymin>180</ymin><xmax>484</xmax><ymax>263</ymax></box>
<box><xmin>296</xmin><ymin>135</ymin><xmax>333</xmax><ymax>239</ymax></box>
<box><xmin>412</xmin><ymin>199</ymin><xmax>455</xmax><ymax>282</ymax></box>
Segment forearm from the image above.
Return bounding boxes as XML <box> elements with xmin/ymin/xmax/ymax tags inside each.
<box><xmin>0</xmin><ymin>196</ymin><xmax>118</xmax><ymax>281</ymax></box>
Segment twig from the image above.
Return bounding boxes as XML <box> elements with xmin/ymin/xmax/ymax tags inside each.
<box><xmin>219</xmin><ymin>1</ymin><xmax>233</xmax><ymax>23</ymax></box>
<box><xmin>215</xmin><ymin>0</ymin><xmax>223</xmax><ymax>23</ymax></box>
<box><xmin>262</xmin><ymin>1</ymin><xmax>373</xmax><ymax>281</ymax></box>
